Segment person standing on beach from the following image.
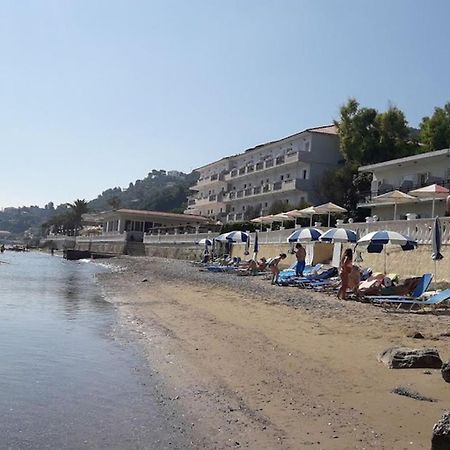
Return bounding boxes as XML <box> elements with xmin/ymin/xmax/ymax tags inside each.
<box><xmin>338</xmin><ymin>248</ymin><xmax>353</xmax><ymax>300</ymax></box>
<box><xmin>294</xmin><ymin>243</ymin><xmax>306</xmax><ymax>277</ymax></box>
<box><xmin>269</xmin><ymin>253</ymin><xmax>287</xmax><ymax>284</ymax></box>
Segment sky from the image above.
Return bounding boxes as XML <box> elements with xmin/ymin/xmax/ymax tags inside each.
<box><xmin>1</xmin><ymin>0</ymin><xmax>450</xmax><ymax>207</ymax></box>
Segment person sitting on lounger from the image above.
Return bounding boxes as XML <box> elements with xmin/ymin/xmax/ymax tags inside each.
<box><xmin>269</xmin><ymin>253</ymin><xmax>287</xmax><ymax>284</ymax></box>
<box><xmin>257</xmin><ymin>257</ymin><xmax>268</xmax><ymax>271</ymax></box>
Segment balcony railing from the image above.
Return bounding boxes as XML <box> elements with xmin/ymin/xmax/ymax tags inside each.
<box><xmin>223</xmin><ymin>152</ymin><xmax>301</xmax><ymax>181</ymax></box>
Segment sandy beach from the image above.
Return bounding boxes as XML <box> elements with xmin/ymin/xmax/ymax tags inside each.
<box><xmin>98</xmin><ymin>257</ymin><xmax>450</xmax><ymax>449</ymax></box>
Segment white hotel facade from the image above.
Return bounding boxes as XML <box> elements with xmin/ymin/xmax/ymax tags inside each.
<box><xmin>185</xmin><ymin>125</ymin><xmax>342</xmax><ymax>222</ymax></box>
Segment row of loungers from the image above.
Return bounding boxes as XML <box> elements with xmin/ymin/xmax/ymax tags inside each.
<box><xmin>199</xmin><ymin>259</ymin><xmax>450</xmax><ymax>311</ymax></box>
<box><xmin>277</xmin><ymin>267</ymin><xmax>450</xmax><ymax>311</ymax></box>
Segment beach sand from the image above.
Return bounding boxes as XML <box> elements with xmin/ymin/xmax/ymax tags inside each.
<box><xmin>98</xmin><ymin>257</ymin><xmax>450</xmax><ymax>449</ymax></box>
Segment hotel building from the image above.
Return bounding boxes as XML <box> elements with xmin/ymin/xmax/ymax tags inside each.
<box><xmin>185</xmin><ymin>125</ymin><xmax>342</xmax><ymax>222</ymax></box>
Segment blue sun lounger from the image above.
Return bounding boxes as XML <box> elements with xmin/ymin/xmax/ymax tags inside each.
<box><xmin>372</xmin><ymin>289</ymin><xmax>450</xmax><ymax>310</ymax></box>
<box><xmin>366</xmin><ymin>273</ymin><xmax>433</xmax><ymax>302</ymax></box>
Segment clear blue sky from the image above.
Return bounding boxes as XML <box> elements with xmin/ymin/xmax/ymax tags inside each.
<box><xmin>1</xmin><ymin>0</ymin><xmax>449</xmax><ymax>207</ymax></box>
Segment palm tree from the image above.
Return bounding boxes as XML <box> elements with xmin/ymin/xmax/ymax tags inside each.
<box><xmin>69</xmin><ymin>199</ymin><xmax>89</xmax><ymax>235</ymax></box>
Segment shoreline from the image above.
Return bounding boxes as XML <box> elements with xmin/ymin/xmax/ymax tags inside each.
<box><xmin>97</xmin><ymin>256</ymin><xmax>450</xmax><ymax>449</ymax></box>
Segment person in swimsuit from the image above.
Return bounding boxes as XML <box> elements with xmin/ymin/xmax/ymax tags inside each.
<box><xmin>269</xmin><ymin>253</ymin><xmax>287</xmax><ymax>284</ymax></box>
<box><xmin>338</xmin><ymin>248</ymin><xmax>353</xmax><ymax>300</ymax></box>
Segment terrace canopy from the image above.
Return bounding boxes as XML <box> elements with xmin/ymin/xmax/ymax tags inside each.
<box><xmin>372</xmin><ymin>190</ymin><xmax>416</xmax><ymax>220</ymax></box>
<box><xmin>313</xmin><ymin>202</ymin><xmax>347</xmax><ymax>227</ymax></box>
<box><xmin>409</xmin><ymin>184</ymin><xmax>450</xmax><ymax>218</ymax></box>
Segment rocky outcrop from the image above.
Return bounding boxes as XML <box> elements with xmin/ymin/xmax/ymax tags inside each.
<box><xmin>378</xmin><ymin>347</ymin><xmax>442</xmax><ymax>369</ymax></box>
<box><xmin>432</xmin><ymin>411</ymin><xmax>450</xmax><ymax>449</ymax></box>
<box><xmin>441</xmin><ymin>362</ymin><xmax>450</xmax><ymax>383</ymax></box>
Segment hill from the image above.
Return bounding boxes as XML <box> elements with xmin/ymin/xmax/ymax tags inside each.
<box><xmin>88</xmin><ymin>169</ymin><xmax>199</xmax><ymax>213</ymax></box>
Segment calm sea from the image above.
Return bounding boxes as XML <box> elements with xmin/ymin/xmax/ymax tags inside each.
<box><xmin>0</xmin><ymin>252</ymin><xmax>188</xmax><ymax>450</ymax></box>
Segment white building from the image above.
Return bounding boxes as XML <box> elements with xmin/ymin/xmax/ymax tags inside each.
<box><xmin>358</xmin><ymin>148</ymin><xmax>450</xmax><ymax>220</ymax></box>
<box><xmin>185</xmin><ymin>125</ymin><xmax>341</xmax><ymax>222</ymax></box>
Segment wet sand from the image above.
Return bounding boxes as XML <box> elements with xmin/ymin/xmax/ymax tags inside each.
<box><xmin>98</xmin><ymin>257</ymin><xmax>450</xmax><ymax>449</ymax></box>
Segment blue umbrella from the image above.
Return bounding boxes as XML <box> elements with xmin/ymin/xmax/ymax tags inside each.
<box><xmin>197</xmin><ymin>238</ymin><xmax>213</xmax><ymax>246</ymax></box>
<box><xmin>319</xmin><ymin>228</ymin><xmax>358</xmax><ymax>243</ymax></box>
<box><xmin>432</xmin><ymin>216</ymin><xmax>443</xmax><ymax>281</ymax></box>
<box><xmin>253</xmin><ymin>230</ymin><xmax>259</xmax><ymax>259</ymax></box>
<box><xmin>357</xmin><ymin>230</ymin><xmax>417</xmax><ymax>273</ymax></box>
<box><xmin>216</xmin><ymin>231</ymin><xmax>250</xmax><ymax>256</ymax></box>
<box><xmin>287</xmin><ymin>227</ymin><xmax>322</xmax><ymax>243</ymax></box>
<box><xmin>432</xmin><ymin>217</ymin><xmax>443</xmax><ymax>261</ymax></box>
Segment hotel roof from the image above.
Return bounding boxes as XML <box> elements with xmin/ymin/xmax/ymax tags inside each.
<box><xmin>359</xmin><ymin>148</ymin><xmax>450</xmax><ymax>172</ymax></box>
<box><xmin>194</xmin><ymin>124</ymin><xmax>338</xmax><ymax>171</ymax></box>
<box><xmin>85</xmin><ymin>209</ymin><xmax>210</xmax><ymax>223</ymax></box>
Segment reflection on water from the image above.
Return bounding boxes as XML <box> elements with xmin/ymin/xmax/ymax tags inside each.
<box><xmin>0</xmin><ymin>252</ymin><xmax>185</xmax><ymax>450</ymax></box>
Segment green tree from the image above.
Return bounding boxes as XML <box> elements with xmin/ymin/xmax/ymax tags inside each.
<box><xmin>419</xmin><ymin>103</ymin><xmax>450</xmax><ymax>152</ymax></box>
<box><xmin>69</xmin><ymin>199</ymin><xmax>89</xmax><ymax>234</ymax></box>
<box><xmin>330</xmin><ymin>98</ymin><xmax>418</xmax><ymax>218</ymax></box>
<box><xmin>108</xmin><ymin>196</ymin><xmax>121</xmax><ymax>210</ymax></box>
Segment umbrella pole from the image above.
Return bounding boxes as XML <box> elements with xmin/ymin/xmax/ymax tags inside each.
<box><xmin>328</xmin><ymin>212</ymin><xmax>331</xmax><ymax>227</ymax></box>
<box><xmin>432</xmin><ymin>197</ymin><xmax>435</xmax><ymax>218</ymax></box>
<box><xmin>394</xmin><ymin>202</ymin><xmax>397</xmax><ymax>220</ymax></box>
<box><xmin>384</xmin><ymin>246</ymin><xmax>387</xmax><ymax>275</ymax></box>
<box><xmin>309</xmin><ymin>215</ymin><xmax>313</xmax><ymax>227</ymax></box>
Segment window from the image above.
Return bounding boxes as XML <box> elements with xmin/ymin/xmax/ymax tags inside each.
<box><xmin>286</xmin><ymin>174</ymin><xmax>290</xmax><ymax>179</ymax></box>
<box><xmin>285</xmin><ymin>199</ymin><xmax>289</xmax><ymax>204</ymax></box>
<box><xmin>232</xmin><ymin>207</ymin><xmax>235</xmax><ymax>212</ymax></box>
<box><xmin>265</xmin><ymin>202</ymin><xmax>268</xmax><ymax>207</ymax></box>
<box><xmin>260</xmin><ymin>180</ymin><xmax>264</xmax><ymax>185</ymax></box>
<box><xmin>303</xmin><ymin>169</ymin><xmax>308</xmax><ymax>179</ymax></box>
<box><xmin>280</xmin><ymin>175</ymin><xmax>284</xmax><ymax>181</ymax></box>
<box><xmin>244</xmin><ymin>184</ymin><xmax>247</xmax><ymax>188</ymax></box>
<box><xmin>305</xmin><ymin>141</ymin><xmax>310</xmax><ymax>151</ymax></box>
<box><xmin>242</xmin><ymin>206</ymin><xmax>246</xmax><ymax>210</ymax></box>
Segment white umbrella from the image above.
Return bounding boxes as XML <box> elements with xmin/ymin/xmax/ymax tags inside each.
<box><xmin>372</xmin><ymin>190</ymin><xmax>416</xmax><ymax>220</ymax></box>
<box><xmin>296</xmin><ymin>206</ymin><xmax>317</xmax><ymax>227</ymax></box>
<box><xmin>284</xmin><ymin>209</ymin><xmax>311</xmax><ymax>227</ymax></box>
<box><xmin>409</xmin><ymin>184</ymin><xmax>450</xmax><ymax>218</ymax></box>
<box><xmin>272</xmin><ymin>212</ymin><xmax>291</xmax><ymax>228</ymax></box>
<box><xmin>314</xmin><ymin>202</ymin><xmax>347</xmax><ymax>227</ymax></box>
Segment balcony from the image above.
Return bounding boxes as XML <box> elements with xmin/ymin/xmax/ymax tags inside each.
<box><xmin>221</xmin><ymin>178</ymin><xmax>309</xmax><ymax>203</ymax></box>
<box><xmin>223</xmin><ymin>152</ymin><xmax>301</xmax><ymax>181</ymax></box>
<box><xmin>190</xmin><ymin>172</ymin><xmax>228</xmax><ymax>190</ymax></box>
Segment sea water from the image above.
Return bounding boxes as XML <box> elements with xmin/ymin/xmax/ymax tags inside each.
<box><xmin>0</xmin><ymin>252</ymin><xmax>186</xmax><ymax>450</ymax></box>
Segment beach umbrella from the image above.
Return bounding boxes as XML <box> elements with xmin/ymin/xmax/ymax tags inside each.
<box><xmin>216</xmin><ymin>230</ymin><xmax>250</xmax><ymax>255</ymax></box>
<box><xmin>272</xmin><ymin>212</ymin><xmax>291</xmax><ymax>228</ymax></box>
<box><xmin>432</xmin><ymin>216</ymin><xmax>444</xmax><ymax>281</ymax></box>
<box><xmin>357</xmin><ymin>230</ymin><xmax>418</xmax><ymax>273</ymax></box>
<box><xmin>319</xmin><ymin>228</ymin><xmax>358</xmax><ymax>243</ymax></box>
<box><xmin>253</xmin><ymin>230</ymin><xmax>259</xmax><ymax>259</ymax></box>
<box><xmin>409</xmin><ymin>184</ymin><xmax>450</xmax><ymax>218</ymax></box>
<box><xmin>296</xmin><ymin>206</ymin><xmax>317</xmax><ymax>226</ymax></box>
<box><xmin>372</xmin><ymin>190</ymin><xmax>416</xmax><ymax>220</ymax></box>
<box><xmin>196</xmin><ymin>238</ymin><xmax>213</xmax><ymax>246</ymax></box>
<box><xmin>287</xmin><ymin>227</ymin><xmax>322</xmax><ymax>243</ymax></box>
<box><xmin>284</xmin><ymin>209</ymin><xmax>307</xmax><ymax>226</ymax></box>
<box><xmin>313</xmin><ymin>202</ymin><xmax>347</xmax><ymax>227</ymax></box>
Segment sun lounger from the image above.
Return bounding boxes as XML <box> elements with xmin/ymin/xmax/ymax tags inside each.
<box><xmin>366</xmin><ymin>273</ymin><xmax>433</xmax><ymax>302</ymax></box>
<box><xmin>289</xmin><ymin>267</ymin><xmax>338</xmax><ymax>287</ymax></box>
<box><xmin>372</xmin><ymin>289</ymin><xmax>450</xmax><ymax>310</ymax></box>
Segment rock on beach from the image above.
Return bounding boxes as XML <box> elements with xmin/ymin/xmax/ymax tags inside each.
<box><xmin>432</xmin><ymin>411</ymin><xmax>450</xmax><ymax>450</ymax></box>
<box><xmin>378</xmin><ymin>347</ymin><xmax>442</xmax><ymax>369</ymax></box>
